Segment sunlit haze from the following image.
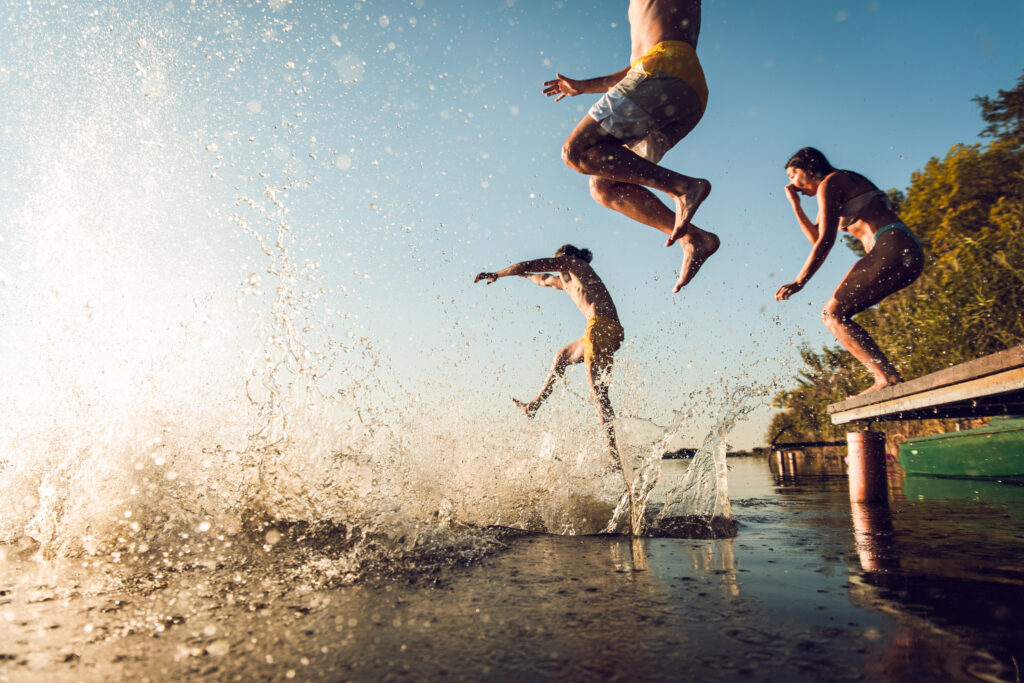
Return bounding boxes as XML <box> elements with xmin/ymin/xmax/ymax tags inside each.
<box><xmin>1</xmin><ymin>0</ymin><xmax>1020</xmax><ymax>454</ymax></box>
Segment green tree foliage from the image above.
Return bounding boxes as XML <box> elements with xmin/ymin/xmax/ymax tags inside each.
<box><xmin>767</xmin><ymin>71</ymin><xmax>1024</xmax><ymax>445</ymax></box>
<box><xmin>974</xmin><ymin>69</ymin><xmax>1024</xmax><ymax>149</ymax></box>
<box><xmin>767</xmin><ymin>346</ymin><xmax>862</xmax><ymax>444</ymax></box>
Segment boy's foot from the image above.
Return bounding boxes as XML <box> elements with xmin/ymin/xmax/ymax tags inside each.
<box><xmin>665</xmin><ymin>178</ymin><xmax>711</xmax><ymax>247</ymax></box>
<box><xmin>673</xmin><ymin>228</ymin><xmax>720</xmax><ymax>292</ymax></box>
<box><xmin>512</xmin><ymin>398</ymin><xmax>537</xmax><ymax>419</ymax></box>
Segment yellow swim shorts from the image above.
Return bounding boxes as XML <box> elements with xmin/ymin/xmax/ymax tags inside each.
<box><xmin>632</xmin><ymin>40</ymin><xmax>708</xmax><ymax>110</ymax></box>
<box><xmin>581</xmin><ymin>315</ymin><xmax>625</xmax><ymax>366</ymax></box>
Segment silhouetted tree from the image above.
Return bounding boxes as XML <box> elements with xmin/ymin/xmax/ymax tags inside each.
<box><xmin>974</xmin><ymin>69</ymin><xmax>1024</xmax><ymax>149</ymax></box>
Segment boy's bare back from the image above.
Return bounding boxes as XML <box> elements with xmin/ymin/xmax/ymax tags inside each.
<box><xmin>557</xmin><ymin>258</ymin><xmax>619</xmax><ymax>321</ymax></box>
<box><xmin>628</xmin><ymin>0</ymin><xmax>701</xmax><ymax>61</ymax></box>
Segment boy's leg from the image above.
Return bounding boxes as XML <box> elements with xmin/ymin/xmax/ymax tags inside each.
<box><xmin>562</xmin><ymin>115</ymin><xmax>709</xmax><ymax>245</ymax></box>
<box><xmin>589</xmin><ymin>176</ymin><xmax>719</xmax><ymax>291</ymax></box>
<box><xmin>586</xmin><ymin>359</ymin><xmax>619</xmax><ymax>464</ymax></box>
<box><xmin>563</xmin><ymin>70</ymin><xmax>710</xmax><ymax>246</ymax></box>
<box><xmin>514</xmin><ymin>339</ymin><xmax>585</xmax><ymax>418</ymax></box>
<box><xmin>567</xmin><ymin>108</ymin><xmax>719</xmax><ymax>290</ymax></box>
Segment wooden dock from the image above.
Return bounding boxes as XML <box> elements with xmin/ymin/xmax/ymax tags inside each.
<box><xmin>828</xmin><ymin>344</ymin><xmax>1024</xmax><ymax>425</ymax></box>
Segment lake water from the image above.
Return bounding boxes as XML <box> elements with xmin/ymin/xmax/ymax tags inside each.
<box><xmin>3</xmin><ymin>456</ymin><xmax>1021</xmax><ymax>682</ymax></box>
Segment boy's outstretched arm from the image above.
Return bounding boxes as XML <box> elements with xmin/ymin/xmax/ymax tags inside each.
<box><xmin>474</xmin><ymin>257</ymin><xmax>567</xmax><ymax>284</ymax></box>
<box><xmin>542</xmin><ymin>68</ymin><xmax>630</xmax><ymax>101</ymax></box>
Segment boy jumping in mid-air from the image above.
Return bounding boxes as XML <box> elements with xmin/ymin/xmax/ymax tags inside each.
<box><xmin>475</xmin><ymin>244</ymin><xmax>624</xmax><ymax>466</ymax></box>
<box><xmin>543</xmin><ymin>0</ymin><xmax>717</xmax><ymax>292</ymax></box>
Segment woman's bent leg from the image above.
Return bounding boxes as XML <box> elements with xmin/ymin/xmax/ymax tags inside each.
<box><xmin>823</xmin><ymin>231</ymin><xmax>924</xmax><ymax>393</ymax></box>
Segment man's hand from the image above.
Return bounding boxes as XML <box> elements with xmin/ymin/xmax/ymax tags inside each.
<box><xmin>775</xmin><ymin>281</ymin><xmax>804</xmax><ymax>301</ymax></box>
<box><xmin>542</xmin><ymin>74</ymin><xmax>584</xmax><ymax>101</ymax></box>
<box><xmin>474</xmin><ymin>272</ymin><xmax>498</xmax><ymax>284</ymax></box>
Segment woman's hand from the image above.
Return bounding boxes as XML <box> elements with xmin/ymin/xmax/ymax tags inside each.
<box><xmin>784</xmin><ymin>183</ymin><xmax>803</xmax><ymax>204</ymax></box>
<box><xmin>775</xmin><ymin>280</ymin><xmax>804</xmax><ymax>301</ymax></box>
<box><xmin>542</xmin><ymin>74</ymin><xmax>584</xmax><ymax>101</ymax></box>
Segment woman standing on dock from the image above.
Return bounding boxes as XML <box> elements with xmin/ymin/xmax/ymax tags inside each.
<box><xmin>776</xmin><ymin>147</ymin><xmax>925</xmax><ymax>395</ymax></box>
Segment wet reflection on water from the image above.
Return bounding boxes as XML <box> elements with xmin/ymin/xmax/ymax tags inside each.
<box><xmin>767</xmin><ymin>451</ymin><xmax>1024</xmax><ymax>681</ymax></box>
<box><xmin>850</xmin><ymin>501</ymin><xmax>899</xmax><ymax>572</ymax></box>
<box><xmin>768</xmin><ymin>447</ymin><xmax>848</xmax><ymax>482</ymax></box>
<box><xmin>1</xmin><ymin>457</ymin><xmax>1022</xmax><ymax>681</ymax></box>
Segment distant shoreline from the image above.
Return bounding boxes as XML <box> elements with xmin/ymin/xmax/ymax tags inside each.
<box><xmin>662</xmin><ymin>448</ymin><xmax>765</xmax><ymax>459</ymax></box>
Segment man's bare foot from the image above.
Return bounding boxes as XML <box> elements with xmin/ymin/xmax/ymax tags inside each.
<box><xmin>512</xmin><ymin>397</ymin><xmax>537</xmax><ymax>419</ymax></box>
<box><xmin>852</xmin><ymin>377</ymin><xmax>902</xmax><ymax>397</ymax></box>
<box><xmin>673</xmin><ymin>228</ymin><xmax>720</xmax><ymax>292</ymax></box>
<box><xmin>665</xmin><ymin>178</ymin><xmax>711</xmax><ymax>247</ymax></box>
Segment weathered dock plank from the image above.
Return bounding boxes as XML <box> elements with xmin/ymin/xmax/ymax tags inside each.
<box><xmin>828</xmin><ymin>344</ymin><xmax>1024</xmax><ymax>424</ymax></box>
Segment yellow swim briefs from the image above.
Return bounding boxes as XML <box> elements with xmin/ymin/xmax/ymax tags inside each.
<box><xmin>632</xmin><ymin>40</ymin><xmax>708</xmax><ymax>110</ymax></box>
<box><xmin>581</xmin><ymin>315</ymin><xmax>625</xmax><ymax>366</ymax></box>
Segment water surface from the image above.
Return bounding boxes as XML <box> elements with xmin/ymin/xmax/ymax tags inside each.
<box><xmin>3</xmin><ymin>457</ymin><xmax>1021</xmax><ymax>682</ymax></box>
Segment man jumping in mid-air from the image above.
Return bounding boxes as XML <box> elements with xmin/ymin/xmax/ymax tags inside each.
<box><xmin>474</xmin><ymin>245</ymin><xmax>624</xmax><ymax>467</ymax></box>
<box><xmin>543</xmin><ymin>0</ymin><xmax>718</xmax><ymax>292</ymax></box>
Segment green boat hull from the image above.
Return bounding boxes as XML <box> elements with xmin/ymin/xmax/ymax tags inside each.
<box><xmin>898</xmin><ymin>416</ymin><xmax>1024</xmax><ymax>479</ymax></box>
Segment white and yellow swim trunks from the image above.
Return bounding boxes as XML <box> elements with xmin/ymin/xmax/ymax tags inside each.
<box><xmin>588</xmin><ymin>41</ymin><xmax>708</xmax><ymax>162</ymax></box>
<box><xmin>580</xmin><ymin>315</ymin><xmax>625</xmax><ymax>366</ymax></box>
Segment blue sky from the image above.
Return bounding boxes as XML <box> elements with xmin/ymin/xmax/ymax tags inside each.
<box><xmin>0</xmin><ymin>0</ymin><xmax>1021</xmax><ymax>449</ymax></box>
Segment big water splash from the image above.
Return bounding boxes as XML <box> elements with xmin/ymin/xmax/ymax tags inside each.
<box><xmin>0</xmin><ymin>1</ymin><xmax>766</xmax><ymax>581</ymax></box>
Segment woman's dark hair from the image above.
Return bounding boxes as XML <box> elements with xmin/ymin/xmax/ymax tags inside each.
<box><xmin>785</xmin><ymin>147</ymin><xmax>836</xmax><ymax>178</ymax></box>
<box><xmin>555</xmin><ymin>244</ymin><xmax>593</xmax><ymax>263</ymax></box>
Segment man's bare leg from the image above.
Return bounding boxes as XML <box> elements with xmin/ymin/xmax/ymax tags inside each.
<box><xmin>514</xmin><ymin>340</ymin><xmax>584</xmax><ymax>418</ymax></box>
<box><xmin>563</xmin><ymin>116</ymin><xmax>711</xmax><ymax>247</ymax></box>
<box><xmin>591</xmin><ymin>177</ymin><xmax>719</xmax><ymax>291</ymax></box>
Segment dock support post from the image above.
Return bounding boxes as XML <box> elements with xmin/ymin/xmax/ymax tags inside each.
<box><xmin>846</xmin><ymin>430</ymin><xmax>887</xmax><ymax>503</ymax></box>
